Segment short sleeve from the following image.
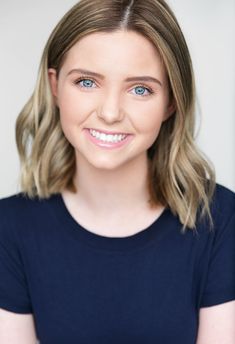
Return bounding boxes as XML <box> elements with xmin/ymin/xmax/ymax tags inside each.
<box><xmin>0</xmin><ymin>209</ymin><xmax>33</xmax><ymax>314</ymax></box>
<box><xmin>200</xmin><ymin>211</ymin><xmax>235</xmax><ymax>307</ymax></box>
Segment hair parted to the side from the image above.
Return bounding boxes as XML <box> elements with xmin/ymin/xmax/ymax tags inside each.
<box><xmin>16</xmin><ymin>0</ymin><xmax>216</xmax><ymax>232</ymax></box>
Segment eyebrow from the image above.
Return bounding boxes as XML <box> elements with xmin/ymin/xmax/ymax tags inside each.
<box><xmin>67</xmin><ymin>68</ymin><xmax>162</xmax><ymax>86</ymax></box>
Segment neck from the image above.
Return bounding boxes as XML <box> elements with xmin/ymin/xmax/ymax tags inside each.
<box><xmin>68</xmin><ymin>151</ymin><xmax>154</xmax><ymax>215</ymax></box>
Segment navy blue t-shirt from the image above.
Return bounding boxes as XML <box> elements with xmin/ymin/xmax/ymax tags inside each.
<box><xmin>0</xmin><ymin>183</ymin><xmax>235</xmax><ymax>343</ymax></box>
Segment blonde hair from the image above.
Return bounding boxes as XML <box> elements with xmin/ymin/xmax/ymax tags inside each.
<box><xmin>16</xmin><ymin>0</ymin><xmax>216</xmax><ymax>232</ymax></box>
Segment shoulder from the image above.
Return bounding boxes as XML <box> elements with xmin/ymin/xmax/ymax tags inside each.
<box><xmin>209</xmin><ymin>182</ymin><xmax>235</xmax><ymax>227</ymax></box>
<box><xmin>211</xmin><ymin>182</ymin><xmax>235</xmax><ymax>209</ymax></box>
<box><xmin>198</xmin><ymin>183</ymin><xmax>235</xmax><ymax>309</ymax></box>
<box><xmin>0</xmin><ymin>192</ymin><xmax>42</xmax><ymax>209</ymax></box>
<box><xmin>0</xmin><ymin>193</ymin><xmax>60</xmax><ymax>253</ymax></box>
<box><xmin>0</xmin><ymin>193</ymin><xmax>43</xmax><ymax>220</ymax></box>
<box><xmin>0</xmin><ymin>193</ymin><xmax>55</xmax><ymax>236</ymax></box>
<box><xmin>195</xmin><ymin>182</ymin><xmax>235</xmax><ymax>243</ymax></box>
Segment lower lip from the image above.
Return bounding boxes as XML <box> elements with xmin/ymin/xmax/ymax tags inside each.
<box><xmin>84</xmin><ymin>129</ymin><xmax>133</xmax><ymax>149</ymax></box>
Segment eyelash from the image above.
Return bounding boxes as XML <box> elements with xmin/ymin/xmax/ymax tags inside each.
<box><xmin>73</xmin><ymin>75</ymin><xmax>154</xmax><ymax>97</ymax></box>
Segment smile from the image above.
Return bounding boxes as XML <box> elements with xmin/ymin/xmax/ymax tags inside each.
<box><xmin>89</xmin><ymin>129</ymin><xmax>127</xmax><ymax>143</ymax></box>
<box><xmin>84</xmin><ymin>128</ymin><xmax>133</xmax><ymax>150</ymax></box>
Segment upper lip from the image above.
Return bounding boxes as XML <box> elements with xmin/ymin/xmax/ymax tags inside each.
<box><xmin>87</xmin><ymin>128</ymin><xmax>130</xmax><ymax>135</ymax></box>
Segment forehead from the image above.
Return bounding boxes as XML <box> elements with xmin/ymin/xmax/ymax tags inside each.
<box><xmin>61</xmin><ymin>30</ymin><xmax>166</xmax><ymax>79</ymax></box>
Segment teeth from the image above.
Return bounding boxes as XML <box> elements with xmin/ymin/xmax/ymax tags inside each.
<box><xmin>89</xmin><ymin>129</ymin><xmax>127</xmax><ymax>143</ymax></box>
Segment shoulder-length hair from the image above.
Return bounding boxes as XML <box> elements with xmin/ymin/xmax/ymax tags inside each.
<box><xmin>16</xmin><ymin>0</ymin><xmax>216</xmax><ymax>232</ymax></box>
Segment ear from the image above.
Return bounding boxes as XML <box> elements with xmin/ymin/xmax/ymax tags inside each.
<box><xmin>48</xmin><ymin>68</ymin><xmax>58</xmax><ymax>103</ymax></box>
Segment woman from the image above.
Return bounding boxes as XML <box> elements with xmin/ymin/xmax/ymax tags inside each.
<box><xmin>0</xmin><ymin>0</ymin><xmax>234</xmax><ymax>343</ymax></box>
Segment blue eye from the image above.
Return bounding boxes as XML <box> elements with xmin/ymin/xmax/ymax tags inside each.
<box><xmin>74</xmin><ymin>77</ymin><xmax>154</xmax><ymax>97</ymax></box>
<box><xmin>76</xmin><ymin>78</ymin><xmax>95</xmax><ymax>88</ymax></box>
<box><xmin>132</xmin><ymin>86</ymin><xmax>152</xmax><ymax>97</ymax></box>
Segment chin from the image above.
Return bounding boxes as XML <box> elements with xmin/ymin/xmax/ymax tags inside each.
<box><xmin>90</xmin><ymin>161</ymin><xmax>123</xmax><ymax>171</ymax></box>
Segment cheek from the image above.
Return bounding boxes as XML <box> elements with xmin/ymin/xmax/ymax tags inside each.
<box><xmin>57</xmin><ymin>86</ymin><xmax>91</xmax><ymax>127</ymax></box>
<box><xmin>132</xmin><ymin>102</ymin><xmax>166</xmax><ymax>135</ymax></box>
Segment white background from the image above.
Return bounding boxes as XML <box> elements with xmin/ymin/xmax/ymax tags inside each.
<box><xmin>0</xmin><ymin>0</ymin><xmax>234</xmax><ymax>198</ymax></box>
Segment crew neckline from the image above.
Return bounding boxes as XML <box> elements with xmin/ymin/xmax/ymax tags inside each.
<box><xmin>49</xmin><ymin>193</ymin><xmax>172</xmax><ymax>251</ymax></box>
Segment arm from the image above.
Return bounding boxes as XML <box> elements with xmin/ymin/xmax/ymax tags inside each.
<box><xmin>0</xmin><ymin>308</ymin><xmax>38</xmax><ymax>344</ymax></box>
<box><xmin>196</xmin><ymin>300</ymin><xmax>235</xmax><ymax>344</ymax></box>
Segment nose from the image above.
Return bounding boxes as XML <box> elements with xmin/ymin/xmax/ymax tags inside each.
<box><xmin>97</xmin><ymin>90</ymin><xmax>124</xmax><ymax>124</ymax></box>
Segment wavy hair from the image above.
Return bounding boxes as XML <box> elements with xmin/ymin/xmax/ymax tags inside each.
<box><xmin>16</xmin><ymin>0</ymin><xmax>216</xmax><ymax>232</ymax></box>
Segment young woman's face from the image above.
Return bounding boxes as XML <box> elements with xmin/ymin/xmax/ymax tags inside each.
<box><xmin>48</xmin><ymin>30</ymin><xmax>174</xmax><ymax>170</ymax></box>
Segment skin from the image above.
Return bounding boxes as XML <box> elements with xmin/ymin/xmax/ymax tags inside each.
<box><xmin>48</xmin><ymin>30</ymin><xmax>175</xmax><ymax>236</ymax></box>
